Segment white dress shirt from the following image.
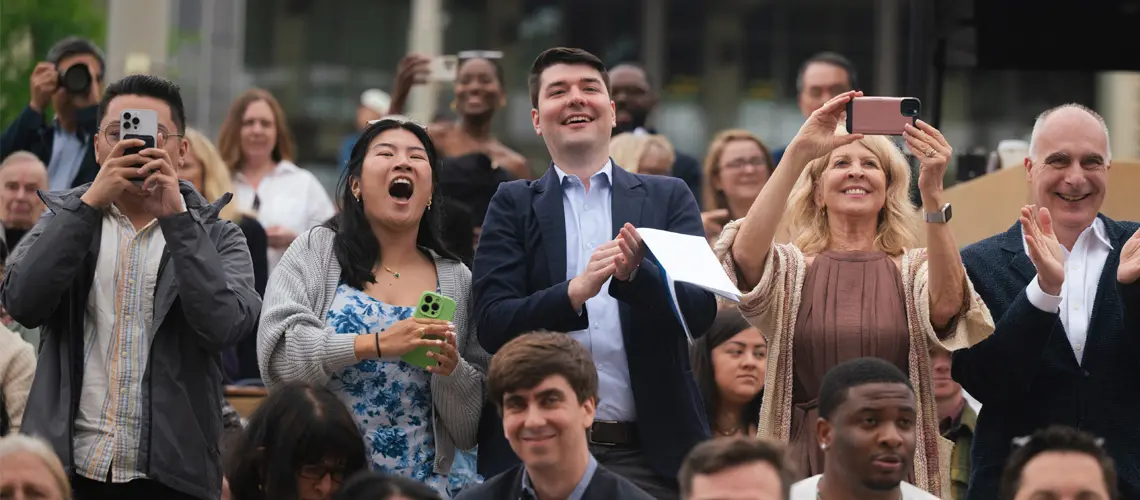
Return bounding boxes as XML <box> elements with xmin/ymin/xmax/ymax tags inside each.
<box><xmin>1024</xmin><ymin>217</ymin><xmax>1112</xmax><ymax>365</ymax></box>
<box><xmin>232</xmin><ymin>160</ymin><xmax>336</xmax><ymax>273</ymax></box>
<box><xmin>555</xmin><ymin>161</ymin><xmax>637</xmax><ymax>422</ymax></box>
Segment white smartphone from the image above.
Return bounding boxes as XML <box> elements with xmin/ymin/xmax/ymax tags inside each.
<box><xmin>120</xmin><ymin>109</ymin><xmax>158</xmax><ymax>183</ymax></box>
<box><xmin>428</xmin><ymin>55</ymin><xmax>458</xmax><ymax>83</ymax></box>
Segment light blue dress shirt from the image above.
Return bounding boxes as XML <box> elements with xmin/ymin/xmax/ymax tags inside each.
<box><xmin>522</xmin><ymin>454</ymin><xmax>598</xmax><ymax>500</ymax></box>
<box><xmin>47</xmin><ymin>126</ymin><xmax>87</xmax><ymax>191</ymax></box>
<box><xmin>554</xmin><ymin>161</ymin><xmax>636</xmax><ymax>422</ymax></box>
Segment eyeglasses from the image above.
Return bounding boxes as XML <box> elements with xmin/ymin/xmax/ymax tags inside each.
<box><xmin>298</xmin><ymin>464</ymin><xmax>346</xmax><ymax>485</ymax></box>
<box><xmin>721</xmin><ymin>157</ymin><xmax>768</xmax><ymax>171</ymax></box>
<box><xmin>98</xmin><ymin>124</ymin><xmax>183</xmax><ymax>147</ymax></box>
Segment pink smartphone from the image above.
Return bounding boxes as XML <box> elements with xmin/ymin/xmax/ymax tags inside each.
<box><xmin>845</xmin><ymin>97</ymin><xmax>921</xmax><ymax>135</ymax></box>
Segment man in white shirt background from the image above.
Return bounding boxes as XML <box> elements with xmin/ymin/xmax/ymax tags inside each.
<box><xmin>789</xmin><ymin>357</ymin><xmax>939</xmax><ymax>500</ymax></box>
<box><xmin>954</xmin><ymin>103</ymin><xmax>1140</xmax><ymax>500</ymax></box>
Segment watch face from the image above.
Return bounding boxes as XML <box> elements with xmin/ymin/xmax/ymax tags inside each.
<box><xmin>944</xmin><ymin>203</ymin><xmax>952</xmax><ymax>222</ymax></box>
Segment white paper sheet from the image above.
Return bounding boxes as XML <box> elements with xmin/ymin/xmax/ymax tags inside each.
<box><xmin>637</xmin><ymin>228</ymin><xmax>743</xmax><ymax>344</ymax></box>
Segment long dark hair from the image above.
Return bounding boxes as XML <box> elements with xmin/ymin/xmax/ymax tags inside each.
<box><xmin>690</xmin><ymin>309</ymin><xmax>764</xmax><ymax>433</ymax></box>
<box><xmin>333</xmin><ymin>471</ymin><xmax>442</xmax><ymax>500</ymax></box>
<box><xmin>326</xmin><ymin>117</ymin><xmax>459</xmax><ymax>290</ymax></box>
<box><xmin>225</xmin><ymin>382</ymin><xmax>367</xmax><ymax>500</ymax></box>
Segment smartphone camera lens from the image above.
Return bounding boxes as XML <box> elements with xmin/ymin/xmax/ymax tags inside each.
<box><xmin>431</xmin><ymin>303</ymin><xmax>440</xmax><ymax>312</ymax></box>
<box><xmin>131</xmin><ymin>117</ymin><xmax>140</xmax><ymax>125</ymax></box>
<box><xmin>900</xmin><ymin>98</ymin><xmax>921</xmax><ymax>117</ymax></box>
<box><xmin>424</xmin><ymin>295</ymin><xmax>433</xmax><ymax>303</ymax></box>
<box><xmin>123</xmin><ymin>112</ymin><xmax>132</xmax><ymax>120</ymax></box>
<box><xmin>123</xmin><ymin>122</ymin><xmax>133</xmax><ymax>130</ymax></box>
<box><xmin>420</xmin><ymin>304</ymin><xmax>430</xmax><ymax>313</ymax></box>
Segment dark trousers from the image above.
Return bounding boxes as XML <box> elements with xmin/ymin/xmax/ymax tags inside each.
<box><xmin>72</xmin><ymin>474</ymin><xmax>201</xmax><ymax>500</ymax></box>
<box><xmin>589</xmin><ymin>444</ymin><xmax>679</xmax><ymax>500</ymax></box>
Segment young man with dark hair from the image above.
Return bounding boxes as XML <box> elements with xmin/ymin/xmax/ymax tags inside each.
<box><xmin>1000</xmin><ymin>426</ymin><xmax>1117</xmax><ymax>500</ymax></box>
<box><xmin>1</xmin><ymin>74</ymin><xmax>261</xmax><ymax>500</ymax></box>
<box><xmin>456</xmin><ymin>332</ymin><xmax>653</xmax><ymax>500</ymax></box>
<box><xmin>473</xmin><ymin>47</ymin><xmax>717</xmax><ymax>498</ymax></box>
<box><xmin>790</xmin><ymin>357</ymin><xmax>937</xmax><ymax>500</ymax></box>
<box><xmin>679</xmin><ymin>437</ymin><xmax>792</xmax><ymax>500</ymax></box>
<box><xmin>1</xmin><ymin>36</ymin><xmax>107</xmax><ymax>190</ymax></box>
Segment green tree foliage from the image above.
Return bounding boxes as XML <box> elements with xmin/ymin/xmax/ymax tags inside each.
<box><xmin>0</xmin><ymin>0</ymin><xmax>106</xmax><ymax>127</ymax></box>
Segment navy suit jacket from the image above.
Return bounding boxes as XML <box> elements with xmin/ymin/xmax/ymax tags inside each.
<box><xmin>954</xmin><ymin>215</ymin><xmax>1140</xmax><ymax>500</ymax></box>
<box><xmin>471</xmin><ymin>163</ymin><xmax>716</xmax><ymax>479</ymax></box>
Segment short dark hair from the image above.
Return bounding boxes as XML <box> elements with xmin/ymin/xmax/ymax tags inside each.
<box><xmin>818</xmin><ymin>357</ymin><xmax>912</xmax><ymax>420</ymax></box>
<box><xmin>1000</xmin><ymin>426</ymin><xmax>1118</xmax><ymax>500</ymax></box>
<box><xmin>334</xmin><ymin>471</ymin><xmax>442</xmax><ymax>500</ymax></box>
<box><xmin>226</xmin><ymin>381</ymin><xmax>368</xmax><ymax>500</ymax></box>
<box><xmin>795</xmin><ymin>51</ymin><xmax>859</xmax><ymax>95</ymax></box>
<box><xmin>46</xmin><ymin>36</ymin><xmax>105</xmax><ymax>82</ymax></box>
<box><xmin>97</xmin><ymin>74</ymin><xmax>187</xmax><ymax>133</ymax></box>
<box><xmin>487</xmin><ymin>331</ymin><xmax>598</xmax><ymax>411</ymax></box>
<box><xmin>679</xmin><ymin>437</ymin><xmax>794</xmax><ymax>500</ymax></box>
<box><xmin>527</xmin><ymin>47</ymin><xmax>610</xmax><ymax>108</ymax></box>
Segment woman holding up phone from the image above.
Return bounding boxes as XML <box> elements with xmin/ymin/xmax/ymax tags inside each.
<box><xmin>713</xmin><ymin>90</ymin><xmax>994</xmax><ymax>497</ymax></box>
<box><xmin>257</xmin><ymin>117</ymin><xmax>487</xmax><ymax>498</ymax></box>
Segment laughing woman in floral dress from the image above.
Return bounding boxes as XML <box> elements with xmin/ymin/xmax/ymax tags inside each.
<box><xmin>257</xmin><ymin>117</ymin><xmax>487</xmax><ymax>498</ymax></box>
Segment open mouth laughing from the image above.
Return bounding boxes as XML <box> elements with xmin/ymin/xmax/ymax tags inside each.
<box><xmin>388</xmin><ymin>176</ymin><xmax>414</xmax><ymax>201</ymax></box>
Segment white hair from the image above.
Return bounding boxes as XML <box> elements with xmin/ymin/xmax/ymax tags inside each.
<box><xmin>0</xmin><ymin>151</ymin><xmax>46</xmax><ymax>170</ymax></box>
<box><xmin>0</xmin><ymin>434</ymin><xmax>71</xmax><ymax>499</ymax></box>
<box><xmin>1028</xmin><ymin>103</ymin><xmax>1112</xmax><ymax>163</ymax></box>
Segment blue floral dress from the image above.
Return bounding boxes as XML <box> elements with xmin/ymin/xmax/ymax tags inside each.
<box><xmin>325</xmin><ymin>284</ymin><xmax>482</xmax><ymax>498</ymax></box>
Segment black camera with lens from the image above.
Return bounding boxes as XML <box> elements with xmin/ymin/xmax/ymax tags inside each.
<box><xmin>899</xmin><ymin>98</ymin><xmax>921</xmax><ymax>117</ymax></box>
<box><xmin>58</xmin><ymin>63</ymin><xmax>93</xmax><ymax>95</ymax></box>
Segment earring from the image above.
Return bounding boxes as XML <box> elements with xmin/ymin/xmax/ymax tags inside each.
<box><xmin>450</xmin><ymin>100</ymin><xmax>457</xmax><ymax>113</ymax></box>
<box><xmin>353</xmin><ymin>191</ymin><xmax>361</xmax><ymax>203</ymax></box>
<box><xmin>427</xmin><ymin>198</ymin><xmax>432</xmax><ymax>210</ymax></box>
<box><xmin>820</xmin><ymin>443</ymin><xmax>828</xmax><ymax>451</ymax></box>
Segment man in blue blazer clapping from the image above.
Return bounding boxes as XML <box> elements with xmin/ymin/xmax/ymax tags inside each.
<box><xmin>471</xmin><ymin>47</ymin><xmax>716</xmax><ymax>500</ymax></box>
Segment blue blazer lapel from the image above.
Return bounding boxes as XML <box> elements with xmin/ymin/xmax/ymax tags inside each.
<box><xmin>609</xmin><ymin>163</ymin><xmax>645</xmax><ymax>237</ymax></box>
<box><xmin>534</xmin><ymin>166</ymin><xmax>568</xmax><ymax>287</ymax></box>
<box><xmin>1001</xmin><ymin>222</ymin><xmax>1038</xmax><ymax>283</ymax></box>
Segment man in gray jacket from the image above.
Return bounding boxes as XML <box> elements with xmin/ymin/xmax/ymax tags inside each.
<box><xmin>0</xmin><ymin>74</ymin><xmax>261</xmax><ymax>500</ymax></box>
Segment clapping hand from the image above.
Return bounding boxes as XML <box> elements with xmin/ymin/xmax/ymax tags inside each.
<box><xmin>614</xmin><ymin>223</ymin><xmax>645</xmax><ymax>282</ymax></box>
<box><xmin>1119</xmin><ymin>228</ymin><xmax>1140</xmax><ymax>284</ymax></box>
<box><xmin>1021</xmin><ymin>205</ymin><xmax>1066</xmax><ymax>295</ymax></box>
<box><xmin>568</xmin><ymin>241</ymin><xmax>621</xmax><ymax>310</ymax></box>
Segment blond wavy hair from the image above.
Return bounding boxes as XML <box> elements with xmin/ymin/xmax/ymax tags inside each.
<box><xmin>609</xmin><ymin>132</ymin><xmax>675</xmax><ymax>174</ymax></box>
<box><xmin>784</xmin><ymin>129</ymin><xmax>919</xmax><ymax>256</ymax></box>
<box><xmin>185</xmin><ymin>128</ymin><xmax>242</xmax><ymax>222</ymax></box>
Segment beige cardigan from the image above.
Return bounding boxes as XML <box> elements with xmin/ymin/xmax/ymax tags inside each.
<box><xmin>714</xmin><ymin>220</ymin><xmax>994</xmax><ymax>498</ymax></box>
<box><xmin>0</xmin><ymin>323</ymin><xmax>35</xmax><ymax>433</ymax></box>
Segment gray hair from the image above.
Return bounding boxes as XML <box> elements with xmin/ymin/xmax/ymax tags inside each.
<box><xmin>1028</xmin><ymin>103</ymin><xmax>1112</xmax><ymax>163</ymax></box>
<box><xmin>0</xmin><ymin>151</ymin><xmax>46</xmax><ymax>170</ymax></box>
<box><xmin>0</xmin><ymin>434</ymin><xmax>72</xmax><ymax>500</ymax></box>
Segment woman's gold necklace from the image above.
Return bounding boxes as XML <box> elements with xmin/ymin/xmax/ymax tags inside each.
<box><xmin>383</xmin><ymin>266</ymin><xmax>400</xmax><ymax>279</ymax></box>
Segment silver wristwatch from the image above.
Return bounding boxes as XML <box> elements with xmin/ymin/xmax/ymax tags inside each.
<box><xmin>924</xmin><ymin>203</ymin><xmax>952</xmax><ymax>223</ymax></box>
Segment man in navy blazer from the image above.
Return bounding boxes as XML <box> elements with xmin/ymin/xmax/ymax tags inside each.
<box><xmin>472</xmin><ymin>47</ymin><xmax>716</xmax><ymax>499</ymax></box>
<box><xmin>953</xmin><ymin>104</ymin><xmax>1140</xmax><ymax>500</ymax></box>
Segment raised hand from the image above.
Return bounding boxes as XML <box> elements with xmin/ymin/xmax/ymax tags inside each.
<box><xmin>81</xmin><ymin>138</ymin><xmax>147</xmax><ymax>209</ymax></box>
<box><xmin>426</xmin><ymin>330</ymin><xmax>460</xmax><ymax>376</ymax></box>
<box><xmin>904</xmin><ymin>120</ymin><xmax>953</xmax><ymax>199</ymax></box>
<box><xmin>135</xmin><ymin>140</ymin><xmax>185</xmax><ymax>218</ymax></box>
<box><xmin>568</xmin><ymin>240</ymin><xmax>621</xmax><ymax>310</ymax></box>
<box><xmin>1021</xmin><ymin>205</ymin><xmax>1066</xmax><ymax>295</ymax></box>
<box><xmin>29</xmin><ymin>62</ymin><xmax>59</xmax><ymax>113</ymax></box>
<box><xmin>1119</xmin><ymin>228</ymin><xmax>1140</xmax><ymax>284</ymax></box>
<box><xmin>786</xmin><ymin>90</ymin><xmax>866</xmax><ymax>162</ymax></box>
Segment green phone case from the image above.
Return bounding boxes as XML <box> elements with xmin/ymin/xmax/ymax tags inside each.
<box><xmin>401</xmin><ymin>291</ymin><xmax>457</xmax><ymax>369</ymax></box>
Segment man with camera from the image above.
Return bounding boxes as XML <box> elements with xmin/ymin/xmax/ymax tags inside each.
<box><xmin>1</xmin><ymin>36</ymin><xmax>105</xmax><ymax>192</ymax></box>
<box><xmin>1</xmin><ymin>74</ymin><xmax>261</xmax><ymax>500</ymax></box>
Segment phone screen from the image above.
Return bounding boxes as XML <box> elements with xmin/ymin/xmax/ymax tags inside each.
<box><xmin>428</xmin><ymin>55</ymin><xmax>458</xmax><ymax>83</ymax></box>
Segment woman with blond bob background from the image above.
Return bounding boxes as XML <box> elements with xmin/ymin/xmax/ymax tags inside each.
<box><xmin>608</xmin><ymin>132</ymin><xmax>675</xmax><ymax>176</ymax></box>
<box><xmin>182</xmin><ymin>128</ymin><xmax>270</xmax><ymax>383</ymax></box>
<box><xmin>714</xmin><ymin>90</ymin><xmax>994</xmax><ymax>497</ymax></box>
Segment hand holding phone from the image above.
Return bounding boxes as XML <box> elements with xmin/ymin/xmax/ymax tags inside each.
<box><xmin>428</xmin><ymin>55</ymin><xmax>459</xmax><ymax>83</ymax></box>
<box><xmin>402</xmin><ymin>292</ymin><xmax>458</xmax><ymax>369</ymax></box>
<box><xmin>845</xmin><ymin>97</ymin><xmax>921</xmax><ymax>136</ymax></box>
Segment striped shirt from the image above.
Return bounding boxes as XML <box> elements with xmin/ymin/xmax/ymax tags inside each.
<box><xmin>73</xmin><ymin>205</ymin><xmax>167</xmax><ymax>482</ymax></box>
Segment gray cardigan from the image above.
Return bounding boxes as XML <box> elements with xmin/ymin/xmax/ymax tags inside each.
<box><xmin>257</xmin><ymin>226</ymin><xmax>488</xmax><ymax>473</ymax></box>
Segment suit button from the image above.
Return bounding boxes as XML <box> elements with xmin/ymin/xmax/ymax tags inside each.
<box><xmin>1082</xmin><ymin>370</ymin><xmax>1091</xmax><ymax>377</ymax></box>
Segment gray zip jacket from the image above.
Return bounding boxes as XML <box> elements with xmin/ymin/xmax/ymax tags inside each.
<box><xmin>257</xmin><ymin>226</ymin><xmax>487</xmax><ymax>474</ymax></box>
<box><xmin>0</xmin><ymin>181</ymin><xmax>261</xmax><ymax>500</ymax></box>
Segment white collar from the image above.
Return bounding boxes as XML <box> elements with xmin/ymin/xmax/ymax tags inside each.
<box><xmin>554</xmin><ymin>159</ymin><xmax>613</xmax><ymax>186</ymax></box>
